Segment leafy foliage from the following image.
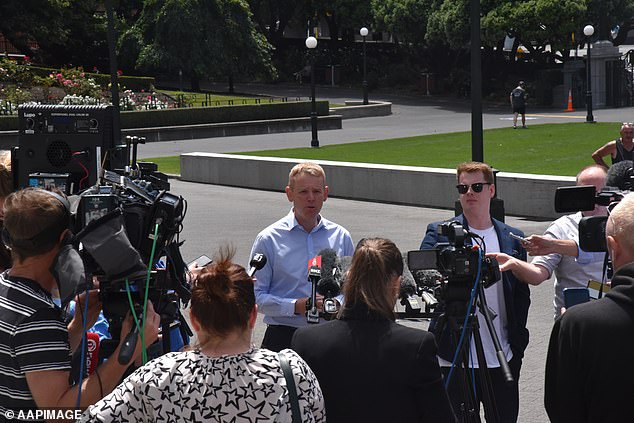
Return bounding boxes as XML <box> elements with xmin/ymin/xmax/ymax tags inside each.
<box><xmin>122</xmin><ymin>0</ymin><xmax>276</xmax><ymax>87</ymax></box>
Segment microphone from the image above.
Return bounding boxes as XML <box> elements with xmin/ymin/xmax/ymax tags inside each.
<box><xmin>85</xmin><ymin>332</ymin><xmax>100</xmax><ymax>375</ymax></box>
<box><xmin>400</xmin><ymin>258</ymin><xmax>421</xmax><ymax>312</ymax></box>
<box><xmin>316</xmin><ymin>248</ymin><xmax>340</xmax><ymax>296</ymax></box>
<box><xmin>606</xmin><ymin>160</ymin><xmax>633</xmax><ymax>190</ymax></box>
<box><xmin>306</xmin><ymin>255</ymin><xmax>321</xmax><ymax>323</ymax></box>
<box><xmin>248</xmin><ymin>253</ymin><xmax>267</xmax><ymax>277</ymax></box>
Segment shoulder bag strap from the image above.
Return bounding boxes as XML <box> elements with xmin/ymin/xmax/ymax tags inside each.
<box><xmin>278</xmin><ymin>351</ymin><xmax>301</xmax><ymax>423</ymax></box>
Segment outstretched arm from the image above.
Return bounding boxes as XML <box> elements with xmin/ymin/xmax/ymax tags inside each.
<box><xmin>488</xmin><ymin>252</ymin><xmax>550</xmax><ymax>285</ymax></box>
<box><xmin>591</xmin><ymin>141</ymin><xmax>616</xmax><ymax>168</ymax></box>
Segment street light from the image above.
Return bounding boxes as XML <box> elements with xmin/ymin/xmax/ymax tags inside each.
<box><xmin>360</xmin><ymin>27</ymin><xmax>369</xmax><ymax>105</ymax></box>
<box><xmin>584</xmin><ymin>24</ymin><xmax>595</xmax><ymax>123</ymax></box>
<box><xmin>306</xmin><ymin>36</ymin><xmax>319</xmax><ymax>148</ymax></box>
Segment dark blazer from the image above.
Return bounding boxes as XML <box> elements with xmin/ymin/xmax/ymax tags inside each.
<box><xmin>291</xmin><ymin>303</ymin><xmax>456</xmax><ymax>423</ymax></box>
<box><xmin>545</xmin><ymin>262</ymin><xmax>634</xmax><ymax>423</ymax></box>
<box><xmin>420</xmin><ymin>214</ymin><xmax>530</xmax><ymax>362</ymax></box>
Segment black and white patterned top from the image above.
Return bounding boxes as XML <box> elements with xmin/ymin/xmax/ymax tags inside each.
<box><xmin>80</xmin><ymin>347</ymin><xmax>325</xmax><ymax>423</ymax></box>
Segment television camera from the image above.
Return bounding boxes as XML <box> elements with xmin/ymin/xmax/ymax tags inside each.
<box><xmin>404</xmin><ymin>222</ymin><xmax>501</xmax><ymax>314</ymax></box>
<box><xmin>12</xmin><ymin>104</ymin><xmax>191</xmax><ymax>366</ymax></box>
<box><xmin>404</xmin><ymin>222</ymin><xmax>513</xmax><ymax>423</ymax></box>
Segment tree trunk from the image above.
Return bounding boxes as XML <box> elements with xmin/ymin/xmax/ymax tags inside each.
<box><xmin>190</xmin><ymin>75</ymin><xmax>200</xmax><ymax>91</ymax></box>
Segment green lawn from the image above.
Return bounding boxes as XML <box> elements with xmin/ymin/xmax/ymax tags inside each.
<box><xmin>144</xmin><ymin>122</ymin><xmax>619</xmax><ymax>177</ymax></box>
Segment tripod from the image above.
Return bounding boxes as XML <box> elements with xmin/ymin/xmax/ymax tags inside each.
<box><xmin>432</xmin><ymin>282</ymin><xmax>513</xmax><ymax>423</ymax></box>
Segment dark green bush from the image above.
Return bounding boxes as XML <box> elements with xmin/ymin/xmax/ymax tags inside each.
<box><xmin>0</xmin><ymin>101</ymin><xmax>328</xmax><ymax>131</ymax></box>
<box><xmin>119</xmin><ymin>101</ymin><xmax>329</xmax><ymax>128</ymax></box>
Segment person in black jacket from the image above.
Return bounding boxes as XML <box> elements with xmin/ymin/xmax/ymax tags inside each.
<box><xmin>545</xmin><ymin>193</ymin><xmax>634</xmax><ymax>423</ymax></box>
<box><xmin>421</xmin><ymin>161</ymin><xmax>530</xmax><ymax>423</ymax></box>
<box><xmin>291</xmin><ymin>237</ymin><xmax>456</xmax><ymax>423</ymax></box>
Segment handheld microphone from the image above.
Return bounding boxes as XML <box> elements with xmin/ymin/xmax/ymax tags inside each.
<box><xmin>306</xmin><ymin>255</ymin><xmax>321</xmax><ymax>323</ymax></box>
<box><xmin>86</xmin><ymin>332</ymin><xmax>100</xmax><ymax>375</ymax></box>
<box><xmin>248</xmin><ymin>253</ymin><xmax>267</xmax><ymax>277</ymax></box>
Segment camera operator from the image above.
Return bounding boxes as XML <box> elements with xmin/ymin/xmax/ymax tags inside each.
<box><xmin>292</xmin><ymin>238</ymin><xmax>456</xmax><ymax>423</ymax></box>
<box><xmin>0</xmin><ymin>188</ymin><xmax>160</xmax><ymax>417</ymax></box>
<box><xmin>545</xmin><ymin>192</ymin><xmax>634</xmax><ymax>422</ymax></box>
<box><xmin>420</xmin><ymin>161</ymin><xmax>529</xmax><ymax>423</ymax></box>
<box><xmin>250</xmin><ymin>162</ymin><xmax>354</xmax><ymax>352</ymax></box>
<box><xmin>489</xmin><ymin>165</ymin><xmax>608</xmax><ymax>319</ymax></box>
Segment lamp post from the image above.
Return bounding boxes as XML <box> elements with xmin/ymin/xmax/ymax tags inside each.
<box><xmin>360</xmin><ymin>27</ymin><xmax>369</xmax><ymax>105</ymax></box>
<box><xmin>584</xmin><ymin>24</ymin><xmax>595</xmax><ymax>123</ymax></box>
<box><xmin>306</xmin><ymin>36</ymin><xmax>319</xmax><ymax>147</ymax></box>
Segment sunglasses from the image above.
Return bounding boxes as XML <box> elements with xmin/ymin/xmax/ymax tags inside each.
<box><xmin>456</xmin><ymin>182</ymin><xmax>492</xmax><ymax>194</ymax></box>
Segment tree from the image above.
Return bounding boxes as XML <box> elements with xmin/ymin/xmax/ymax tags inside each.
<box><xmin>371</xmin><ymin>0</ymin><xmax>436</xmax><ymax>47</ymax></box>
<box><xmin>122</xmin><ymin>0</ymin><xmax>276</xmax><ymax>91</ymax></box>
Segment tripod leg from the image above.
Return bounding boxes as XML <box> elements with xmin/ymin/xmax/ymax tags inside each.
<box><xmin>444</xmin><ymin>315</ymin><xmax>482</xmax><ymax>423</ymax></box>
<box><xmin>470</xmin><ymin>322</ymin><xmax>500</xmax><ymax>423</ymax></box>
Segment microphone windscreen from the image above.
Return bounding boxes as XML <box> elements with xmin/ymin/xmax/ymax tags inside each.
<box><xmin>317</xmin><ymin>248</ymin><xmax>339</xmax><ymax>295</ymax></box>
<box><xmin>401</xmin><ymin>256</ymin><xmax>417</xmax><ymax>296</ymax></box>
<box><xmin>606</xmin><ymin>160</ymin><xmax>633</xmax><ymax>190</ymax></box>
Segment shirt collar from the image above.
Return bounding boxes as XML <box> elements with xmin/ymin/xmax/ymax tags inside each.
<box><xmin>283</xmin><ymin>208</ymin><xmax>326</xmax><ymax>233</ymax></box>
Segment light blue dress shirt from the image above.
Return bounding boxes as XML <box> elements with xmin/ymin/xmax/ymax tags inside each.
<box><xmin>250</xmin><ymin>209</ymin><xmax>354</xmax><ymax>328</ymax></box>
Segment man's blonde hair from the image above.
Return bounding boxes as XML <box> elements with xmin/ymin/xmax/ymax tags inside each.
<box><xmin>288</xmin><ymin>162</ymin><xmax>326</xmax><ymax>189</ymax></box>
<box><xmin>457</xmin><ymin>161</ymin><xmax>494</xmax><ymax>184</ymax></box>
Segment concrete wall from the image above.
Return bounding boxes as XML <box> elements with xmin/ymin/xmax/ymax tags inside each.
<box><xmin>180</xmin><ymin>153</ymin><xmax>576</xmax><ymax>219</ymax></box>
<box><xmin>332</xmin><ymin>101</ymin><xmax>392</xmax><ymax>119</ymax></box>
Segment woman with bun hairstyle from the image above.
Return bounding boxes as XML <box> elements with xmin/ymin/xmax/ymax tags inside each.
<box><xmin>81</xmin><ymin>247</ymin><xmax>325</xmax><ymax>422</ymax></box>
<box><xmin>292</xmin><ymin>238</ymin><xmax>456</xmax><ymax>423</ymax></box>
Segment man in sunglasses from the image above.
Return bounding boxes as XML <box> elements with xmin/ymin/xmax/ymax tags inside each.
<box><xmin>420</xmin><ymin>161</ymin><xmax>530</xmax><ymax>423</ymax></box>
<box><xmin>591</xmin><ymin>122</ymin><xmax>634</xmax><ymax>168</ymax></box>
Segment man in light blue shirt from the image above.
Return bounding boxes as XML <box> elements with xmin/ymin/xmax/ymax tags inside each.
<box><xmin>250</xmin><ymin>162</ymin><xmax>354</xmax><ymax>351</ymax></box>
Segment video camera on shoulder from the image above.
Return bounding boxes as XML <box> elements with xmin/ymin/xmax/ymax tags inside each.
<box><xmin>554</xmin><ymin>185</ymin><xmax>624</xmax><ymax>252</ymax></box>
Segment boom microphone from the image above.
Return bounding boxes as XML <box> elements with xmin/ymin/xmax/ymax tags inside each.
<box><xmin>606</xmin><ymin>160</ymin><xmax>633</xmax><ymax>190</ymax></box>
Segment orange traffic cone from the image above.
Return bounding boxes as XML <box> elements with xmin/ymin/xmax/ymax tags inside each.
<box><xmin>565</xmin><ymin>89</ymin><xmax>575</xmax><ymax>112</ymax></box>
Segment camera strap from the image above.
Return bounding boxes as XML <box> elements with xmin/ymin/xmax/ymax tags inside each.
<box><xmin>278</xmin><ymin>351</ymin><xmax>301</xmax><ymax>423</ymax></box>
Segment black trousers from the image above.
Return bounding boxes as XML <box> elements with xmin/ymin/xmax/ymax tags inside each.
<box><xmin>443</xmin><ymin>356</ymin><xmax>522</xmax><ymax>423</ymax></box>
<box><xmin>261</xmin><ymin>325</ymin><xmax>298</xmax><ymax>352</ymax></box>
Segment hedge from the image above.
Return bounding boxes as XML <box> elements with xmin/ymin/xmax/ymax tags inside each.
<box><xmin>29</xmin><ymin>66</ymin><xmax>155</xmax><ymax>91</ymax></box>
<box><xmin>120</xmin><ymin>101</ymin><xmax>329</xmax><ymax>128</ymax></box>
<box><xmin>0</xmin><ymin>101</ymin><xmax>329</xmax><ymax>131</ymax></box>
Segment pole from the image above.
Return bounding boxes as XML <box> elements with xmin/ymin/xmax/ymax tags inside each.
<box><xmin>470</xmin><ymin>0</ymin><xmax>484</xmax><ymax>162</ymax></box>
<box><xmin>310</xmin><ymin>54</ymin><xmax>319</xmax><ymax>147</ymax></box>
<box><xmin>105</xmin><ymin>0</ymin><xmax>121</xmax><ymax>146</ymax></box>
<box><xmin>586</xmin><ymin>38</ymin><xmax>595</xmax><ymax>123</ymax></box>
<box><xmin>362</xmin><ymin>35</ymin><xmax>368</xmax><ymax>105</ymax></box>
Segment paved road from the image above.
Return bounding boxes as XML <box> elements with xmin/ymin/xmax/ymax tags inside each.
<box><xmin>144</xmin><ymin>83</ymin><xmax>625</xmax><ymax>422</ymax></box>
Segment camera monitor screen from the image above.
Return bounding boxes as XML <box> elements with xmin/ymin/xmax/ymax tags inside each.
<box><xmin>407</xmin><ymin>250</ymin><xmax>438</xmax><ymax>271</ymax></box>
<box><xmin>554</xmin><ymin>185</ymin><xmax>596</xmax><ymax>213</ymax></box>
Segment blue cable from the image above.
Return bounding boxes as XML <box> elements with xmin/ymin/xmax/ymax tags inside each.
<box><xmin>445</xmin><ymin>247</ymin><xmax>484</xmax><ymax>390</ymax></box>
